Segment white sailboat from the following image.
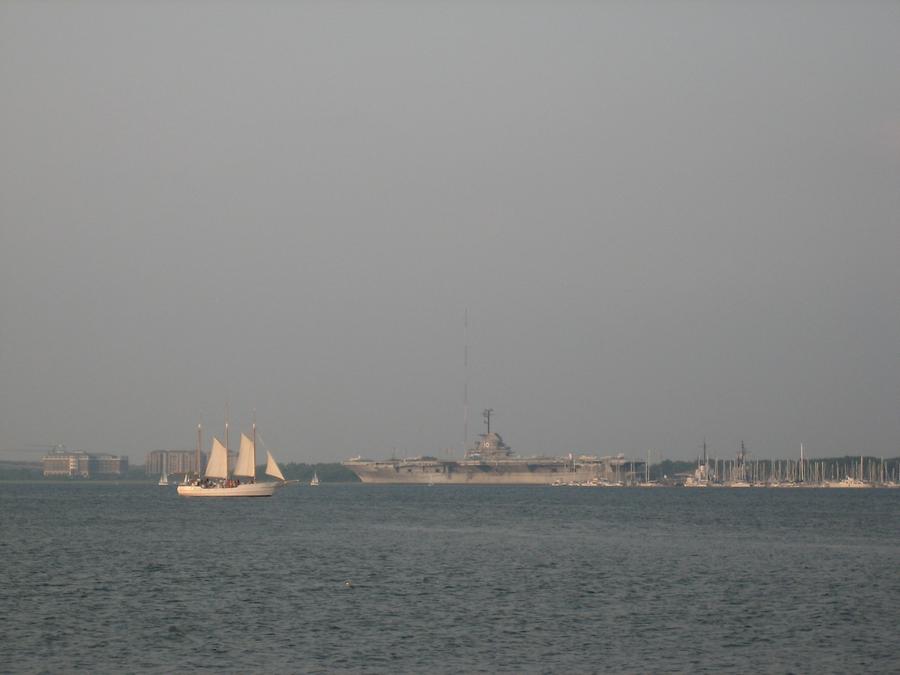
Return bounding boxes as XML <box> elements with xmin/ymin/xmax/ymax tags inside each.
<box><xmin>158</xmin><ymin>452</ymin><xmax>169</xmax><ymax>486</ymax></box>
<box><xmin>177</xmin><ymin>422</ymin><xmax>291</xmax><ymax>498</ymax></box>
<box><xmin>310</xmin><ymin>471</ymin><xmax>320</xmax><ymax>486</ymax></box>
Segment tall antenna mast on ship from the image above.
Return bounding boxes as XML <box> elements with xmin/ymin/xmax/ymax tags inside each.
<box><xmin>463</xmin><ymin>306</ymin><xmax>469</xmax><ymax>456</ymax></box>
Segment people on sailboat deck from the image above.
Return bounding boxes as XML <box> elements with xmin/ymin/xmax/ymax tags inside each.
<box><xmin>188</xmin><ymin>477</ymin><xmax>255</xmax><ymax>488</ymax></box>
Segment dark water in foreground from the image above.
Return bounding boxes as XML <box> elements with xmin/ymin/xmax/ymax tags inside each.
<box><xmin>1</xmin><ymin>483</ymin><xmax>898</xmax><ymax>673</ymax></box>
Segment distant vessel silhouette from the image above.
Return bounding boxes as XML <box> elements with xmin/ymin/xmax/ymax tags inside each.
<box><xmin>343</xmin><ymin>409</ymin><xmax>638</xmax><ymax>485</ymax></box>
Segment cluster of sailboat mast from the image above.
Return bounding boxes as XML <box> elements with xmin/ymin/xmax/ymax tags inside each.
<box><xmin>682</xmin><ymin>441</ymin><xmax>897</xmax><ymax>488</ymax></box>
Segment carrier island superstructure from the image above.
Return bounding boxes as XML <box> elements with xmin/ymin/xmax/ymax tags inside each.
<box><xmin>343</xmin><ymin>409</ymin><xmax>643</xmax><ymax>485</ymax></box>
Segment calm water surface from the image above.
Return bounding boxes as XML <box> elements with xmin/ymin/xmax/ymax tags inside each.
<box><xmin>1</xmin><ymin>483</ymin><xmax>898</xmax><ymax>673</ymax></box>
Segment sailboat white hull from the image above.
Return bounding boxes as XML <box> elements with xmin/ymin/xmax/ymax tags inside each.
<box><xmin>177</xmin><ymin>482</ymin><xmax>281</xmax><ymax>498</ymax></box>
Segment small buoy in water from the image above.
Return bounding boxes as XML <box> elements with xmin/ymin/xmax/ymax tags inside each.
<box><xmin>344</xmin><ymin>580</ymin><xmax>353</xmax><ymax>588</ymax></box>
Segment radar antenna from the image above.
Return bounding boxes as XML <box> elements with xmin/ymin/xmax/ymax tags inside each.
<box><xmin>483</xmin><ymin>408</ymin><xmax>493</xmax><ymax>435</ymax></box>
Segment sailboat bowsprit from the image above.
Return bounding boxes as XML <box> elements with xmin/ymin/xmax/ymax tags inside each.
<box><xmin>177</xmin><ymin>423</ymin><xmax>291</xmax><ymax>498</ymax></box>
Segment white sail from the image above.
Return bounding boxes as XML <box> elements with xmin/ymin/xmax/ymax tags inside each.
<box><xmin>159</xmin><ymin>452</ymin><xmax>169</xmax><ymax>486</ymax></box>
<box><xmin>205</xmin><ymin>438</ymin><xmax>229</xmax><ymax>479</ymax></box>
<box><xmin>265</xmin><ymin>450</ymin><xmax>285</xmax><ymax>481</ymax></box>
<box><xmin>233</xmin><ymin>433</ymin><xmax>256</xmax><ymax>478</ymax></box>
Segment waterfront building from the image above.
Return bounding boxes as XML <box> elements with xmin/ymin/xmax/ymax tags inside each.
<box><xmin>41</xmin><ymin>450</ymin><xmax>129</xmax><ymax>478</ymax></box>
<box><xmin>145</xmin><ymin>449</ymin><xmax>206</xmax><ymax>476</ymax></box>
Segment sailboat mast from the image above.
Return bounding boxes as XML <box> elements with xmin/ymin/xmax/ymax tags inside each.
<box><xmin>252</xmin><ymin>419</ymin><xmax>257</xmax><ymax>481</ymax></box>
<box><xmin>703</xmin><ymin>438</ymin><xmax>707</xmax><ymax>473</ymax></box>
<box><xmin>196</xmin><ymin>423</ymin><xmax>202</xmax><ymax>477</ymax></box>
<box><xmin>225</xmin><ymin>403</ymin><xmax>230</xmax><ymax>478</ymax></box>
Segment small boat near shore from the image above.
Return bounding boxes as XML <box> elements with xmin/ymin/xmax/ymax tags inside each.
<box><xmin>158</xmin><ymin>453</ymin><xmax>169</xmax><ymax>486</ymax></box>
<box><xmin>825</xmin><ymin>476</ymin><xmax>870</xmax><ymax>489</ymax></box>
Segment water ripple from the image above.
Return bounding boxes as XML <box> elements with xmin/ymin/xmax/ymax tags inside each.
<box><xmin>0</xmin><ymin>483</ymin><xmax>897</xmax><ymax>672</ymax></box>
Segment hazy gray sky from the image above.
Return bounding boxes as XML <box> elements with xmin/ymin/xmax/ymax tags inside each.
<box><xmin>2</xmin><ymin>1</ymin><xmax>899</xmax><ymax>463</ymax></box>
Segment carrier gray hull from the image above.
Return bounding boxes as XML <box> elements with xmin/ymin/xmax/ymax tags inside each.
<box><xmin>343</xmin><ymin>458</ymin><xmax>603</xmax><ymax>485</ymax></box>
<box><xmin>345</xmin><ymin>410</ymin><xmax>643</xmax><ymax>485</ymax></box>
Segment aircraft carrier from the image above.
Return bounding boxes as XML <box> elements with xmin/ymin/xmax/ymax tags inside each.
<box><xmin>343</xmin><ymin>409</ymin><xmax>641</xmax><ymax>485</ymax></box>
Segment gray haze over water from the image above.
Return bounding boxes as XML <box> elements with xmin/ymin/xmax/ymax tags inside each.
<box><xmin>2</xmin><ymin>2</ymin><xmax>900</xmax><ymax>462</ymax></box>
